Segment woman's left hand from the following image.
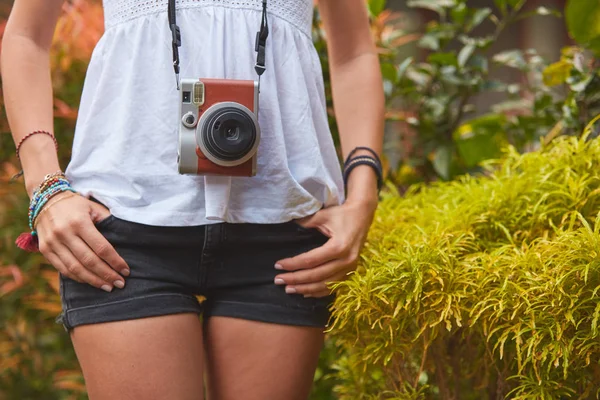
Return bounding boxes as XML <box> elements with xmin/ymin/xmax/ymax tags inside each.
<box><xmin>273</xmin><ymin>199</ymin><xmax>377</xmax><ymax>298</ymax></box>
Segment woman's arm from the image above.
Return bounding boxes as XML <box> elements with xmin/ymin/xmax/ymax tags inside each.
<box><xmin>1</xmin><ymin>0</ymin><xmax>64</xmax><ymax>196</ymax></box>
<box><xmin>274</xmin><ymin>0</ymin><xmax>384</xmax><ymax>297</ymax></box>
<box><xmin>2</xmin><ymin>0</ymin><xmax>129</xmax><ymax>291</ymax></box>
<box><xmin>319</xmin><ymin>0</ymin><xmax>385</xmax><ymax>207</ymax></box>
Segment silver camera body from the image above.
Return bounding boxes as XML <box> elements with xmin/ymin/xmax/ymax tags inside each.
<box><xmin>177</xmin><ymin>78</ymin><xmax>260</xmax><ymax>176</ymax></box>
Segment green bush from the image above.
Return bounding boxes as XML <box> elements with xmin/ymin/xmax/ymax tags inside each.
<box><xmin>329</xmin><ymin>128</ymin><xmax>600</xmax><ymax>399</ymax></box>
<box><xmin>374</xmin><ymin>0</ymin><xmax>600</xmax><ymax>183</ymax></box>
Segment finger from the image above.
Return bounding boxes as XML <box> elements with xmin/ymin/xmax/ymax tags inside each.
<box><xmin>275</xmin><ymin>239</ymin><xmax>346</xmax><ymax>271</ymax></box>
<box><xmin>78</xmin><ymin>219</ymin><xmax>130</xmax><ymax>276</ymax></box>
<box><xmin>64</xmin><ymin>234</ymin><xmax>126</xmax><ymax>289</ymax></box>
<box><xmin>274</xmin><ymin>259</ymin><xmax>345</xmax><ymax>286</ymax></box>
<box><xmin>43</xmin><ymin>250</ymin><xmax>84</xmax><ymax>283</ymax></box>
<box><xmin>49</xmin><ymin>241</ymin><xmax>114</xmax><ymax>292</ymax></box>
<box><xmin>286</xmin><ymin>271</ymin><xmax>349</xmax><ymax>296</ymax></box>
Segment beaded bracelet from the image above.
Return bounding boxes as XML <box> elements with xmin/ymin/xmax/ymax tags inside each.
<box><xmin>30</xmin><ymin>182</ymin><xmax>75</xmax><ymax>230</ymax></box>
<box><xmin>16</xmin><ymin>130</ymin><xmax>58</xmax><ymax>159</ymax></box>
<box><xmin>33</xmin><ymin>192</ymin><xmax>78</xmax><ymax>230</ymax></box>
<box><xmin>32</xmin><ymin>170</ymin><xmax>67</xmax><ymax>195</ymax></box>
<box><xmin>16</xmin><ymin>171</ymin><xmax>76</xmax><ymax>252</ymax></box>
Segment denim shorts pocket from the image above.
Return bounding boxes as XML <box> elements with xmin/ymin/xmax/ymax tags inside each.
<box><xmin>88</xmin><ymin>196</ymin><xmax>116</xmax><ymax>229</ymax></box>
<box><xmin>288</xmin><ymin>220</ymin><xmax>329</xmax><ymax>241</ymax></box>
<box><xmin>94</xmin><ymin>214</ymin><xmax>116</xmax><ymax>229</ymax></box>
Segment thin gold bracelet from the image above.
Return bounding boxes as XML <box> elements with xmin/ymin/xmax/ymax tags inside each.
<box><xmin>33</xmin><ymin>192</ymin><xmax>79</xmax><ymax>230</ymax></box>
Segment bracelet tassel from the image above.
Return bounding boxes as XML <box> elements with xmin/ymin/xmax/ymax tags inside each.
<box><xmin>16</xmin><ymin>232</ymin><xmax>39</xmax><ymax>252</ymax></box>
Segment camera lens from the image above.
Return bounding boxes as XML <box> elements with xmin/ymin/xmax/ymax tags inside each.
<box><xmin>200</xmin><ymin>105</ymin><xmax>257</xmax><ymax>162</ymax></box>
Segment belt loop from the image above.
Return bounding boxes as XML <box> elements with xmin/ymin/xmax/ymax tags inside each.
<box><xmin>220</xmin><ymin>223</ymin><xmax>227</xmax><ymax>244</ymax></box>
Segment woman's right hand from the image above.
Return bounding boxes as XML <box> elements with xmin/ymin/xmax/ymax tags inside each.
<box><xmin>36</xmin><ymin>193</ymin><xmax>130</xmax><ymax>292</ymax></box>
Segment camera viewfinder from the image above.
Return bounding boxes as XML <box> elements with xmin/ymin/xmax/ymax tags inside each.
<box><xmin>182</xmin><ymin>91</ymin><xmax>191</xmax><ymax>103</ymax></box>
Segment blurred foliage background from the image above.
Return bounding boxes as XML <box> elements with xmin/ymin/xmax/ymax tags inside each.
<box><xmin>1</xmin><ymin>0</ymin><xmax>600</xmax><ymax>399</ymax></box>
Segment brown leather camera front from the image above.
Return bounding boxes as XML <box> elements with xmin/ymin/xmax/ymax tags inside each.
<box><xmin>195</xmin><ymin>78</ymin><xmax>257</xmax><ymax>176</ymax></box>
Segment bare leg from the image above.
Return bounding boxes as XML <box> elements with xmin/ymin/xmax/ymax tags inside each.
<box><xmin>203</xmin><ymin>316</ymin><xmax>324</xmax><ymax>400</ymax></box>
<box><xmin>70</xmin><ymin>313</ymin><xmax>205</xmax><ymax>400</ymax></box>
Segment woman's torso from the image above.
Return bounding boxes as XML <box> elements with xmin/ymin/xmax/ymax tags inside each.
<box><xmin>65</xmin><ymin>0</ymin><xmax>344</xmax><ymax>226</ymax></box>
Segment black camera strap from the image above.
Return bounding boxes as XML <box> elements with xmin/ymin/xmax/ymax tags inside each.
<box><xmin>168</xmin><ymin>0</ymin><xmax>269</xmax><ymax>90</ymax></box>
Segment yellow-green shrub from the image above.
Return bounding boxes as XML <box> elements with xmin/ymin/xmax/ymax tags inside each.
<box><xmin>330</xmin><ymin>134</ymin><xmax>600</xmax><ymax>399</ymax></box>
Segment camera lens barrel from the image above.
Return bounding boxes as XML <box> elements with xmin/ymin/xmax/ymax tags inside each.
<box><xmin>196</xmin><ymin>102</ymin><xmax>260</xmax><ymax>167</ymax></box>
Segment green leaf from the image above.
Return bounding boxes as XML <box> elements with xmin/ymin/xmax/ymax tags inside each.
<box><xmin>566</xmin><ymin>0</ymin><xmax>600</xmax><ymax>55</ymax></box>
<box><xmin>453</xmin><ymin>114</ymin><xmax>508</xmax><ymax>167</ymax></box>
<box><xmin>534</xmin><ymin>7</ymin><xmax>561</xmax><ymax>17</ymax></box>
<box><xmin>458</xmin><ymin>43</ymin><xmax>476</xmax><ymax>68</ymax></box>
<box><xmin>368</xmin><ymin>0</ymin><xmax>386</xmax><ymax>17</ymax></box>
<box><xmin>459</xmin><ymin>35</ymin><xmax>494</xmax><ymax>49</ymax></box>
<box><xmin>493</xmin><ymin>50</ymin><xmax>527</xmax><ymax>69</ymax></box>
<box><xmin>482</xmin><ymin>80</ymin><xmax>505</xmax><ymax>91</ymax></box>
<box><xmin>406</xmin><ymin>68</ymin><xmax>431</xmax><ymax>87</ymax></box>
<box><xmin>470</xmin><ymin>55</ymin><xmax>489</xmax><ymax>73</ymax></box>
<box><xmin>542</xmin><ymin>60</ymin><xmax>572</xmax><ymax>87</ymax></box>
<box><xmin>432</xmin><ymin>145</ymin><xmax>453</xmax><ymax>180</ymax></box>
<box><xmin>568</xmin><ymin>74</ymin><xmax>593</xmax><ymax>93</ymax></box>
<box><xmin>494</xmin><ymin>0</ymin><xmax>507</xmax><ymax>15</ymax></box>
<box><xmin>381</xmin><ymin>63</ymin><xmax>397</xmax><ymax>83</ymax></box>
<box><xmin>397</xmin><ymin>57</ymin><xmax>414</xmax><ymax>81</ymax></box>
<box><xmin>440</xmin><ymin>66</ymin><xmax>464</xmax><ymax>85</ymax></box>
<box><xmin>491</xmin><ymin>99</ymin><xmax>530</xmax><ymax>113</ymax></box>
<box><xmin>419</xmin><ymin>33</ymin><xmax>441</xmax><ymax>51</ymax></box>
<box><xmin>467</xmin><ymin>8</ymin><xmax>492</xmax><ymax>31</ymax></box>
<box><xmin>407</xmin><ymin>0</ymin><xmax>456</xmax><ymax>15</ymax></box>
<box><xmin>425</xmin><ymin>96</ymin><xmax>449</xmax><ymax>120</ymax></box>
<box><xmin>427</xmin><ymin>52</ymin><xmax>458</xmax><ymax>66</ymax></box>
<box><xmin>451</xmin><ymin>3</ymin><xmax>468</xmax><ymax>24</ymax></box>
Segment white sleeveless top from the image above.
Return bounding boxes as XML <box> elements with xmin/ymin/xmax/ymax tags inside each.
<box><xmin>65</xmin><ymin>0</ymin><xmax>344</xmax><ymax>226</ymax></box>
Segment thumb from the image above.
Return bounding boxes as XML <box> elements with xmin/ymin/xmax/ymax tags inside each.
<box><xmin>296</xmin><ymin>208</ymin><xmax>327</xmax><ymax>229</ymax></box>
<box><xmin>88</xmin><ymin>200</ymin><xmax>111</xmax><ymax>223</ymax></box>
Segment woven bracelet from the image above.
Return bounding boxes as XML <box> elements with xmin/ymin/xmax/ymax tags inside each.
<box><xmin>15</xmin><ymin>130</ymin><xmax>58</xmax><ymax>159</ymax></box>
<box><xmin>344</xmin><ymin>146</ymin><xmax>382</xmax><ymax>169</ymax></box>
<box><xmin>343</xmin><ymin>155</ymin><xmax>383</xmax><ymax>192</ymax></box>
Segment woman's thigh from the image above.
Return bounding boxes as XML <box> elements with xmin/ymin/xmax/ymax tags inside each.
<box><xmin>71</xmin><ymin>313</ymin><xmax>205</xmax><ymax>400</ymax></box>
<box><xmin>203</xmin><ymin>316</ymin><xmax>324</xmax><ymax>400</ymax></box>
<box><xmin>199</xmin><ymin>221</ymin><xmax>334</xmax><ymax>399</ymax></box>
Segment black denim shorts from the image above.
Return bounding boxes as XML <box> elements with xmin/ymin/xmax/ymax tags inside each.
<box><xmin>56</xmin><ymin>202</ymin><xmax>334</xmax><ymax>331</ymax></box>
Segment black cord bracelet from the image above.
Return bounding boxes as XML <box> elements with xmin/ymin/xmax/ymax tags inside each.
<box><xmin>343</xmin><ymin>155</ymin><xmax>383</xmax><ymax>192</ymax></box>
<box><xmin>344</xmin><ymin>146</ymin><xmax>382</xmax><ymax>169</ymax></box>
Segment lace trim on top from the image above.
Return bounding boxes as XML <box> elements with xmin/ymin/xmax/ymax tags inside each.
<box><xmin>102</xmin><ymin>0</ymin><xmax>313</xmax><ymax>36</ymax></box>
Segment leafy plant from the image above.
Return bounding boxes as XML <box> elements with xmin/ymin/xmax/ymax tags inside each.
<box><xmin>566</xmin><ymin>0</ymin><xmax>600</xmax><ymax>56</ymax></box>
<box><xmin>374</xmin><ymin>0</ymin><xmax>600</xmax><ymax>184</ymax></box>
<box><xmin>329</xmin><ymin>121</ymin><xmax>600</xmax><ymax>399</ymax></box>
